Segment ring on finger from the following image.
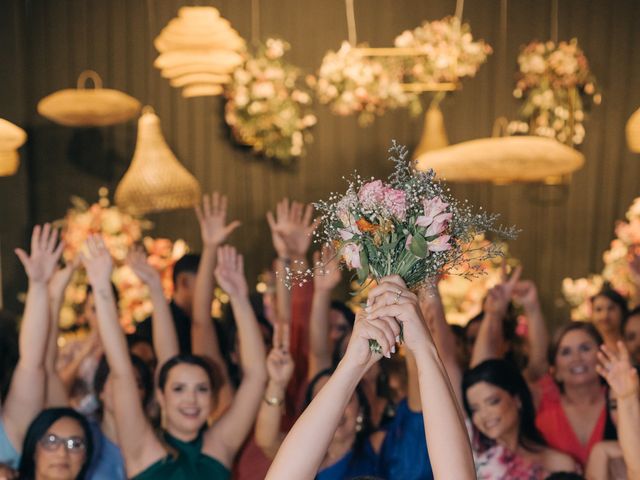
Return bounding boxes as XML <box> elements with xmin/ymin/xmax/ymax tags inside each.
<box><xmin>393</xmin><ymin>290</ymin><xmax>403</xmax><ymax>305</ymax></box>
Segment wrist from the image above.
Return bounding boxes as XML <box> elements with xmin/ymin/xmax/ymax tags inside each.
<box><xmin>266</xmin><ymin>380</ymin><xmax>287</xmax><ymax>395</ymax></box>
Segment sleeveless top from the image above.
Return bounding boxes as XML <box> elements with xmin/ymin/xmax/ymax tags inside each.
<box><xmin>131</xmin><ymin>431</ymin><xmax>230</xmax><ymax>480</ymax></box>
<box><xmin>535</xmin><ymin>375</ymin><xmax>606</xmax><ymax>467</ymax></box>
<box><xmin>316</xmin><ymin>440</ymin><xmax>379</xmax><ymax>480</ymax></box>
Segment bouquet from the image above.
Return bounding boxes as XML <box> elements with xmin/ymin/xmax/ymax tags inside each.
<box><xmin>285</xmin><ymin>142</ymin><xmax>516</xmax><ymax>351</ymax></box>
<box><xmin>225</xmin><ymin>38</ymin><xmax>316</xmax><ymax>164</ymax></box>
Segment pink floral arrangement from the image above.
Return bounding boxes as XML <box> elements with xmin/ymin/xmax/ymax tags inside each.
<box><xmin>57</xmin><ymin>189</ymin><xmax>188</xmax><ymax>332</ymax></box>
<box><xmin>508</xmin><ymin>38</ymin><xmax>600</xmax><ymax>145</ymax></box>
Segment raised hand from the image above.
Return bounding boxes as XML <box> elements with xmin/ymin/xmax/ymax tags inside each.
<box><xmin>15</xmin><ymin>224</ymin><xmax>65</xmax><ymax>284</ymax></box>
<box><xmin>312</xmin><ymin>245</ymin><xmax>341</xmax><ymax>292</ymax></box>
<box><xmin>511</xmin><ymin>279</ymin><xmax>539</xmax><ymax>310</ymax></box>
<box><xmin>126</xmin><ymin>246</ymin><xmax>162</xmax><ymax>289</ymax></box>
<box><xmin>484</xmin><ymin>264</ymin><xmax>522</xmax><ymax>318</ymax></box>
<box><xmin>266</xmin><ymin>323</ymin><xmax>295</xmax><ymax>389</ymax></box>
<box><xmin>80</xmin><ymin>235</ymin><xmax>113</xmax><ymax>287</ymax></box>
<box><xmin>596</xmin><ymin>341</ymin><xmax>639</xmax><ymax>399</ymax></box>
<box><xmin>48</xmin><ymin>256</ymin><xmax>80</xmax><ymax>298</ymax></box>
<box><xmin>214</xmin><ymin>245</ymin><xmax>248</xmax><ymax>299</ymax></box>
<box><xmin>195</xmin><ymin>193</ymin><xmax>241</xmax><ymax>248</ymax></box>
<box><xmin>266</xmin><ymin>199</ymin><xmax>318</xmax><ymax>260</ymax></box>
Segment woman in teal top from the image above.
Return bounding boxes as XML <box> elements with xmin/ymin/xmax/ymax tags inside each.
<box><xmin>82</xmin><ymin>236</ymin><xmax>267</xmax><ymax>480</ymax></box>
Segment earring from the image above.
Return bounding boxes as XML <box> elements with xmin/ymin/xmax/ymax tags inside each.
<box><xmin>355</xmin><ymin>413</ymin><xmax>364</xmax><ymax>432</ymax></box>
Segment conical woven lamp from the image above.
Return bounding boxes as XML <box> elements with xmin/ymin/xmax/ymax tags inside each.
<box><xmin>38</xmin><ymin>70</ymin><xmax>141</xmax><ymax>127</ymax></box>
<box><xmin>415</xmin><ymin>136</ymin><xmax>585</xmax><ymax>184</ymax></box>
<box><xmin>626</xmin><ymin>108</ymin><xmax>640</xmax><ymax>153</ymax></box>
<box><xmin>154</xmin><ymin>7</ymin><xmax>246</xmax><ymax>98</ymax></box>
<box><xmin>0</xmin><ymin>118</ymin><xmax>27</xmax><ymax>177</ymax></box>
<box><xmin>115</xmin><ymin>107</ymin><xmax>201</xmax><ymax>215</ymax></box>
<box><xmin>413</xmin><ymin>105</ymin><xmax>448</xmax><ymax>158</ymax></box>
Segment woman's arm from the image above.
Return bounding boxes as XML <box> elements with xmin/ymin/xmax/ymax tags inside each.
<box><xmin>307</xmin><ymin>247</ymin><xmax>341</xmax><ymax>379</ymax></box>
<box><xmin>3</xmin><ymin>225</ymin><xmax>63</xmax><ymax>451</ymax></box>
<box><xmin>81</xmin><ymin>235</ymin><xmax>166</xmax><ymax>477</ymax></box>
<box><xmin>126</xmin><ymin>247</ymin><xmax>178</xmax><ymax>368</ymax></box>
<box><xmin>266</xmin><ymin>307</ymin><xmax>400</xmax><ymax>480</ymax></box>
<box><xmin>192</xmin><ymin>194</ymin><xmax>239</xmax><ymax>409</ymax></box>
<box><xmin>597</xmin><ymin>342</ymin><xmax>640</xmax><ymax>480</ymax></box>
<box><xmin>203</xmin><ymin>246</ymin><xmax>268</xmax><ymax>466</ymax></box>
<box><xmin>367</xmin><ymin>276</ymin><xmax>476</xmax><ymax>480</ymax></box>
<box><xmin>255</xmin><ymin>323</ymin><xmax>295</xmax><ymax>459</ymax></box>
<box><xmin>585</xmin><ymin>442</ymin><xmax>621</xmax><ymax>480</ymax></box>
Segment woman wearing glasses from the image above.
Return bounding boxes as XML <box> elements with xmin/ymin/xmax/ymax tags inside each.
<box><xmin>18</xmin><ymin>407</ymin><xmax>93</xmax><ymax>480</ymax></box>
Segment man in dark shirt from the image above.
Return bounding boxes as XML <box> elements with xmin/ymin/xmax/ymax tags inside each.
<box><xmin>129</xmin><ymin>253</ymin><xmax>200</xmax><ymax>354</ymax></box>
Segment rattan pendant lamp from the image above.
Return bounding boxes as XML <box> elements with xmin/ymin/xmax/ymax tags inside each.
<box><xmin>0</xmin><ymin>118</ymin><xmax>27</xmax><ymax>176</ymax></box>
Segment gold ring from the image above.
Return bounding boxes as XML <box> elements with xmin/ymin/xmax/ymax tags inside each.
<box><xmin>393</xmin><ymin>290</ymin><xmax>402</xmax><ymax>304</ymax></box>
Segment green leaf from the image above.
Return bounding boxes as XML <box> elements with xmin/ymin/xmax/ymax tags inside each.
<box><xmin>409</xmin><ymin>233</ymin><xmax>428</xmax><ymax>258</ymax></box>
<box><xmin>357</xmin><ymin>249</ymin><xmax>370</xmax><ymax>282</ymax></box>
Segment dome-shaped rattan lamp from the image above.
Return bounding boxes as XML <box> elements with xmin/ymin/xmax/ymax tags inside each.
<box><xmin>413</xmin><ymin>105</ymin><xmax>449</xmax><ymax>157</ymax></box>
<box><xmin>37</xmin><ymin>70</ymin><xmax>141</xmax><ymax>127</ymax></box>
<box><xmin>415</xmin><ymin>136</ymin><xmax>585</xmax><ymax>184</ymax></box>
<box><xmin>115</xmin><ymin>107</ymin><xmax>201</xmax><ymax>215</ymax></box>
<box><xmin>626</xmin><ymin>108</ymin><xmax>640</xmax><ymax>153</ymax></box>
<box><xmin>0</xmin><ymin>118</ymin><xmax>27</xmax><ymax>176</ymax></box>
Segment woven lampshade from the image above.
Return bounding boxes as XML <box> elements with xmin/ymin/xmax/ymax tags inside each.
<box><xmin>415</xmin><ymin>136</ymin><xmax>585</xmax><ymax>184</ymax></box>
<box><xmin>0</xmin><ymin>118</ymin><xmax>27</xmax><ymax>177</ymax></box>
<box><xmin>154</xmin><ymin>7</ymin><xmax>246</xmax><ymax>98</ymax></box>
<box><xmin>626</xmin><ymin>107</ymin><xmax>640</xmax><ymax>153</ymax></box>
<box><xmin>413</xmin><ymin>105</ymin><xmax>448</xmax><ymax>158</ymax></box>
<box><xmin>115</xmin><ymin>107</ymin><xmax>201</xmax><ymax>215</ymax></box>
<box><xmin>37</xmin><ymin>71</ymin><xmax>141</xmax><ymax>127</ymax></box>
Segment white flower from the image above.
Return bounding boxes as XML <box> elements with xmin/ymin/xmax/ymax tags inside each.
<box><xmin>252</xmin><ymin>81</ymin><xmax>276</xmax><ymax>99</ymax></box>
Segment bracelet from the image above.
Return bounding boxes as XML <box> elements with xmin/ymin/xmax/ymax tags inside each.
<box><xmin>263</xmin><ymin>395</ymin><xmax>284</xmax><ymax>407</ymax></box>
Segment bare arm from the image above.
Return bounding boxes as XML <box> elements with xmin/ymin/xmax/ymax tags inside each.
<box><xmin>255</xmin><ymin>323</ymin><xmax>294</xmax><ymax>459</ymax></box>
<box><xmin>82</xmin><ymin>235</ymin><xmax>166</xmax><ymax>477</ymax></box>
<box><xmin>3</xmin><ymin>224</ymin><xmax>63</xmax><ymax>452</ymax></box>
<box><xmin>204</xmin><ymin>246</ymin><xmax>267</xmax><ymax>467</ymax></box>
<box><xmin>126</xmin><ymin>247</ymin><xmax>178</xmax><ymax>367</ymax></box>
<box><xmin>513</xmin><ymin>280</ymin><xmax>549</xmax><ymax>383</ymax></box>
<box><xmin>367</xmin><ymin>277</ymin><xmax>476</xmax><ymax>480</ymax></box>
<box><xmin>266</xmin><ymin>308</ymin><xmax>400</xmax><ymax>480</ymax></box>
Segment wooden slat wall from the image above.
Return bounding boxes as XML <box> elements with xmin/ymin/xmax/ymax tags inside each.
<box><xmin>0</xmin><ymin>0</ymin><xmax>639</xmax><ymax>326</ymax></box>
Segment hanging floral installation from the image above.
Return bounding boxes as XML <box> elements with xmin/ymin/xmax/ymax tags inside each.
<box><xmin>563</xmin><ymin>197</ymin><xmax>640</xmax><ymax>321</ymax></box>
<box><xmin>394</xmin><ymin>16</ymin><xmax>492</xmax><ymax>85</ymax></box>
<box><xmin>508</xmin><ymin>39</ymin><xmax>601</xmax><ymax>145</ymax></box>
<box><xmin>314</xmin><ymin>41</ymin><xmax>420</xmax><ymax>126</ymax></box>
<box><xmin>56</xmin><ymin>189</ymin><xmax>188</xmax><ymax>332</ymax></box>
<box><xmin>224</xmin><ymin>38</ymin><xmax>317</xmax><ymax>164</ymax></box>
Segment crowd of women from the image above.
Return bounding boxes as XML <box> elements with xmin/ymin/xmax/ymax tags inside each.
<box><xmin>1</xmin><ymin>193</ymin><xmax>639</xmax><ymax>480</ymax></box>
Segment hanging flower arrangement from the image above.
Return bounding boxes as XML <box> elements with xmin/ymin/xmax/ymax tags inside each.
<box><xmin>224</xmin><ymin>38</ymin><xmax>316</xmax><ymax>164</ymax></box>
<box><xmin>508</xmin><ymin>39</ymin><xmax>601</xmax><ymax>145</ymax></box>
<box><xmin>57</xmin><ymin>189</ymin><xmax>188</xmax><ymax>332</ymax></box>
<box><xmin>315</xmin><ymin>41</ymin><xmax>419</xmax><ymax>126</ymax></box>
<box><xmin>563</xmin><ymin>197</ymin><xmax>640</xmax><ymax>321</ymax></box>
<box><xmin>394</xmin><ymin>16</ymin><xmax>492</xmax><ymax>84</ymax></box>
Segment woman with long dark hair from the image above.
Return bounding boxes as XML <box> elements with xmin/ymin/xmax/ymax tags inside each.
<box><xmin>590</xmin><ymin>286</ymin><xmax>628</xmax><ymax>352</ymax></box>
<box><xmin>464</xmin><ymin>360</ymin><xmax>576</xmax><ymax>478</ymax></box>
<box><xmin>18</xmin><ymin>407</ymin><xmax>93</xmax><ymax>480</ymax></box>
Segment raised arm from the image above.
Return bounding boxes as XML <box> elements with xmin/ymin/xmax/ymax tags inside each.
<box><xmin>126</xmin><ymin>246</ymin><xmax>178</xmax><ymax>368</ymax></box>
<box><xmin>192</xmin><ymin>193</ymin><xmax>239</xmax><ymax>407</ymax></box>
<box><xmin>266</xmin><ymin>306</ymin><xmax>400</xmax><ymax>480</ymax></box>
<box><xmin>204</xmin><ymin>246</ymin><xmax>267</xmax><ymax>466</ymax></box>
<box><xmin>367</xmin><ymin>276</ymin><xmax>476</xmax><ymax>480</ymax></box>
<box><xmin>307</xmin><ymin>247</ymin><xmax>341</xmax><ymax>379</ymax></box>
<box><xmin>81</xmin><ymin>235</ymin><xmax>165</xmax><ymax>477</ymax></box>
<box><xmin>596</xmin><ymin>342</ymin><xmax>640</xmax><ymax>480</ymax></box>
<box><xmin>255</xmin><ymin>323</ymin><xmax>295</xmax><ymax>459</ymax></box>
<box><xmin>45</xmin><ymin>258</ymin><xmax>79</xmax><ymax>407</ymax></box>
<box><xmin>3</xmin><ymin>224</ymin><xmax>62</xmax><ymax>452</ymax></box>
<box><xmin>512</xmin><ymin>280</ymin><xmax>549</xmax><ymax>383</ymax></box>
<box><xmin>470</xmin><ymin>266</ymin><xmax>522</xmax><ymax>368</ymax></box>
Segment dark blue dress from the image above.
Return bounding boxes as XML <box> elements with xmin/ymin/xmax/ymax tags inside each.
<box><xmin>316</xmin><ymin>439</ymin><xmax>379</xmax><ymax>480</ymax></box>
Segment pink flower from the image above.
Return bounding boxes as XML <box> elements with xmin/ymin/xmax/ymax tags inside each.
<box><xmin>358</xmin><ymin>180</ymin><xmax>385</xmax><ymax>210</ymax></box>
<box><xmin>382</xmin><ymin>187</ymin><xmax>407</xmax><ymax>220</ymax></box>
<box><xmin>428</xmin><ymin>235</ymin><xmax>452</xmax><ymax>252</ymax></box>
<box><xmin>426</xmin><ymin>212</ymin><xmax>452</xmax><ymax>237</ymax></box>
<box><xmin>416</xmin><ymin>196</ymin><xmax>449</xmax><ymax>227</ymax></box>
<box><xmin>405</xmin><ymin>234</ymin><xmax>413</xmax><ymax>249</ymax></box>
<box><xmin>342</xmin><ymin>243</ymin><xmax>362</xmax><ymax>269</ymax></box>
<box><xmin>339</xmin><ymin>228</ymin><xmax>356</xmax><ymax>241</ymax></box>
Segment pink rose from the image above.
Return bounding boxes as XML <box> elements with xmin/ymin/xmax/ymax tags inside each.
<box><xmin>382</xmin><ymin>187</ymin><xmax>407</xmax><ymax>220</ymax></box>
<box><xmin>358</xmin><ymin>180</ymin><xmax>385</xmax><ymax>210</ymax></box>
<box><xmin>342</xmin><ymin>243</ymin><xmax>362</xmax><ymax>269</ymax></box>
<box><xmin>426</xmin><ymin>212</ymin><xmax>452</xmax><ymax>237</ymax></box>
<box><xmin>416</xmin><ymin>196</ymin><xmax>449</xmax><ymax>227</ymax></box>
<box><xmin>428</xmin><ymin>235</ymin><xmax>452</xmax><ymax>252</ymax></box>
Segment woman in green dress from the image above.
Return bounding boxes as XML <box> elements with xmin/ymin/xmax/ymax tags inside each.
<box><xmin>81</xmin><ymin>235</ymin><xmax>267</xmax><ymax>480</ymax></box>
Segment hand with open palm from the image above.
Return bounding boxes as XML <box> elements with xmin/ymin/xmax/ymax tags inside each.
<box><xmin>195</xmin><ymin>193</ymin><xmax>241</xmax><ymax>248</ymax></box>
<box><xmin>266</xmin><ymin>199</ymin><xmax>318</xmax><ymax>260</ymax></box>
<box><xmin>15</xmin><ymin>224</ymin><xmax>65</xmax><ymax>285</ymax></box>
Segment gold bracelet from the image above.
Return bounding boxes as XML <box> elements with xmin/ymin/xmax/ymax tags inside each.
<box><xmin>263</xmin><ymin>395</ymin><xmax>284</xmax><ymax>407</ymax></box>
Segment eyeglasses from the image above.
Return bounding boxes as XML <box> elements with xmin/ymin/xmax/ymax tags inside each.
<box><xmin>39</xmin><ymin>434</ymin><xmax>86</xmax><ymax>453</ymax></box>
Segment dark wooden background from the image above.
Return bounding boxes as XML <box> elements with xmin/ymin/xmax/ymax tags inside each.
<box><xmin>1</xmin><ymin>0</ymin><xmax>639</xmax><ymax>327</ymax></box>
